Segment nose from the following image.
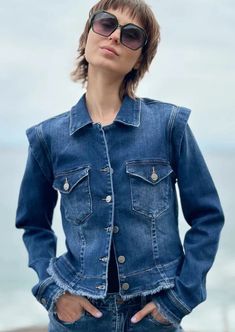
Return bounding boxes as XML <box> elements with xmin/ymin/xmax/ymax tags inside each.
<box><xmin>108</xmin><ymin>26</ymin><xmax>121</xmax><ymax>44</ymax></box>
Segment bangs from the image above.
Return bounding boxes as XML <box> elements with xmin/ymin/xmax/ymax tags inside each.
<box><xmin>89</xmin><ymin>0</ymin><xmax>147</xmax><ymax>26</ymax></box>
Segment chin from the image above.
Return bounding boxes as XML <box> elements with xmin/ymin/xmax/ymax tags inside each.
<box><xmin>91</xmin><ymin>61</ymin><xmax>126</xmax><ymax>76</ymax></box>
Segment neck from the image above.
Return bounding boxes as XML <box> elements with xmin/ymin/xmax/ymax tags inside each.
<box><xmin>85</xmin><ymin>65</ymin><xmax>124</xmax><ymax>124</ymax></box>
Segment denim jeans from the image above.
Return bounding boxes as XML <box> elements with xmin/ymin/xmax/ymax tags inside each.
<box><xmin>48</xmin><ymin>292</ymin><xmax>185</xmax><ymax>332</ymax></box>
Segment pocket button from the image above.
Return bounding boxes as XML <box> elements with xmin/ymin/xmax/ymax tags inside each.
<box><xmin>63</xmin><ymin>178</ymin><xmax>70</xmax><ymax>191</ymax></box>
<box><xmin>151</xmin><ymin>167</ymin><xmax>158</xmax><ymax>182</ymax></box>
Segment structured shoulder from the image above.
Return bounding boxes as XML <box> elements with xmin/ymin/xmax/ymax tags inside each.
<box><xmin>140</xmin><ymin>96</ymin><xmax>179</xmax><ymax>108</ymax></box>
<box><xmin>139</xmin><ymin>97</ymin><xmax>192</xmax><ymax>125</ymax></box>
<box><xmin>26</xmin><ymin>110</ymin><xmax>70</xmax><ymax>135</ymax></box>
<box><xmin>25</xmin><ymin>110</ymin><xmax>71</xmax><ymax>181</ymax></box>
<box><xmin>140</xmin><ymin>96</ymin><xmax>191</xmax><ymax>112</ymax></box>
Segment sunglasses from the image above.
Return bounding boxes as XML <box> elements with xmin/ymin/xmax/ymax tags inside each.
<box><xmin>89</xmin><ymin>10</ymin><xmax>148</xmax><ymax>51</ymax></box>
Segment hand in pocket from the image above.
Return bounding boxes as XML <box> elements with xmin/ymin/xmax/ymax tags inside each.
<box><xmin>55</xmin><ymin>292</ymin><xmax>103</xmax><ymax>323</ymax></box>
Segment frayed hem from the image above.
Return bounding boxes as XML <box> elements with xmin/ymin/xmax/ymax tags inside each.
<box><xmin>47</xmin><ymin>259</ymin><xmax>176</xmax><ymax>303</ymax></box>
<box><xmin>119</xmin><ymin>282</ymin><xmax>174</xmax><ymax>301</ymax></box>
<box><xmin>47</xmin><ymin>260</ymin><xmax>107</xmax><ymax>300</ymax></box>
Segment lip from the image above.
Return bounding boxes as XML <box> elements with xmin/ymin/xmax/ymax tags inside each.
<box><xmin>100</xmin><ymin>46</ymin><xmax>119</xmax><ymax>56</ymax></box>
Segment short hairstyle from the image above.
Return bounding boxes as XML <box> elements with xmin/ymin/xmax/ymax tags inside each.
<box><xmin>70</xmin><ymin>0</ymin><xmax>161</xmax><ymax>100</ymax></box>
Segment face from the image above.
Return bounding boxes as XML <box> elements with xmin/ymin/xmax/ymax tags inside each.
<box><xmin>84</xmin><ymin>8</ymin><xmax>143</xmax><ymax>78</ymax></box>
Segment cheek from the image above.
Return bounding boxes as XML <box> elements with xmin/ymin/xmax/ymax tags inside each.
<box><xmin>84</xmin><ymin>34</ymin><xmax>93</xmax><ymax>61</ymax></box>
<box><xmin>123</xmin><ymin>51</ymin><xmax>141</xmax><ymax>70</ymax></box>
<box><xmin>84</xmin><ymin>31</ymin><xmax>100</xmax><ymax>61</ymax></box>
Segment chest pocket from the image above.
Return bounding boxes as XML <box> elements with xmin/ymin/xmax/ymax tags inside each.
<box><xmin>53</xmin><ymin>166</ymin><xmax>92</xmax><ymax>224</ymax></box>
<box><xmin>126</xmin><ymin>160</ymin><xmax>173</xmax><ymax>219</ymax></box>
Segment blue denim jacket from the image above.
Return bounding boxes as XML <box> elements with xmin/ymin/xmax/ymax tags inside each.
<box><xmin>15</xmin><ymin>93</ymin><xmax>224</xmax><ymax>325</ymax></box>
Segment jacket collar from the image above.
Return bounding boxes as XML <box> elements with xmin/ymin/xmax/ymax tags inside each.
<box><xmin>69</xmin><ymin>93</ymin><xmax>141</xmax><ymax>135</ymax></box>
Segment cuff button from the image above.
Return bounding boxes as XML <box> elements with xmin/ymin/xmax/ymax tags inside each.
<box><xmin>41</xmin><ymin>298</ymin><xmax>47</xmax><ymax>306</ymax></box>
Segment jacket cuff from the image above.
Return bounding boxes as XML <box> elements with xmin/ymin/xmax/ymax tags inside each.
<box><xmin>151</xmin><ymin>289</ymin><xmax>191</xmax><ymax>326</ymax></box>
<box><xmin>32</xmin><ymin>276</ymin><xmax>65</xmax><ymax>312</ymax></box>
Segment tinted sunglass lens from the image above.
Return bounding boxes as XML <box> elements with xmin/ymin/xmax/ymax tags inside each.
<box><xmin>122</xmin><ymin>25</ymin><xmax>146</xmax><ymax>50</ymax></box>
<box><xmin>92</xmin><ymin>12</ymin><xmax>117</xmax><ymax>37</ymax></box>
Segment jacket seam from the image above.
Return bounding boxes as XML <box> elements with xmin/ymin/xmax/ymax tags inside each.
<box><xmin>36</xmin><ymin>124</ymin><xmax>53</xmax><ymax>166</ymax></box>
<box><xmin>167</xmin><ymin>105</ymin><xmax>178</xmax><ymax>171</ymax></box>
<box><xmin>36</xmin><ymin>276</ymin><xmax>55</xmax><ymax>299</ymax></box>
<box><xmin>34</xmin><ymin>124</ymin><xmax>54</xmax><ymax>182</ymax></box>
<box><xmin>29</xmin><ymin>146</ymin><xmax>52</xmax><ymax>185</ymax></box>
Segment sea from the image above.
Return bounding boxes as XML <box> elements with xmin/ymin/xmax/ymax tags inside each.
<box><xmin>0</xmin><ymin>146</ymin><xmax>234</xmax><ymax>332</ymax></box>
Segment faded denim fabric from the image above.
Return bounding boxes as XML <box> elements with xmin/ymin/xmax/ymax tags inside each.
<box><xmin>48</xmin><ymin>293</ymin><xmax>185</xmax><ymax>331</ymax></box>
<box><xmin>15</xmin><ymin>93</ymin><xmax>224</xmax><ymax>326</ymax></box>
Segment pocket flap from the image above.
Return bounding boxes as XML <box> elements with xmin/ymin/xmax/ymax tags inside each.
<box><xmin>53</xmin><ymin>166</ymin><xmax>90</xmax><ymax>193</ymax></box>
<box><xmin>126</xmin><ymin>160</ymin><xmax>173</xmax><ymax>185</ymax></box>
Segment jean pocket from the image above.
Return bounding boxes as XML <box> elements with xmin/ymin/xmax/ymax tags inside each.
<box><xmin>53</xmin><ymin>165</ymin><xmax>92</xmax><ymax>224</ymax></box>
<box><xmin>126</xmin><ymin>159</ymin><xmax>173</xmax><ymax>219</ymax></box>
<box><xmin>52</xmin><ymin>311</ymin><xmax>86</xmax><ymax>328</ymax></box>
<box><xmin>146</xmin><ymin>312</ymin><xmax>175</xmax><ymax>328</ymax></box>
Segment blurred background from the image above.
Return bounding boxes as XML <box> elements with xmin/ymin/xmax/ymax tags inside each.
<box><xmin>0</xmin><ymin>0</ymin><xmax>234</xmax><ymax>331</ymax></box>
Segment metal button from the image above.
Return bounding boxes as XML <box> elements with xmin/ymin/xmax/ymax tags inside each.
<box><xmin>122</xmin><ymin>283</ymin><xmax>129</xmax><ymax>290</ymax></box>
<box><xmin>101</xmin><ymin>166</ymin><xmax>110</xmax><ymax>172</ymax></box>
<box><xmin>105</xmin><ymin>226</ymin><xmax>113</xmax><ymax>232</ymax></box>
<box><xmin>99</xmin><ymin>256</ymin><xmax>108</xmax><ymax>262</ymax></box>
<box><xmin>113</xmin><ymin>226</ymin><xmax>119</xmax><ymax>233</ymax></box>
<box><xmin>151</xmin><ymin>167</ymin><xmax>158</xmax><ymax>182</ymax></box>
<box><xmin>151</xmin><ymin>173</ymin><xmax>158</xmax><ymax>181</ymax></box>
<box><xmin>105</xmin><ymin>195</ymin><xmax>112</xmax><ymax>203</ymax></box>
<box><xmin>118</xmin><ymin>256</ymin><xmax>126</xmax><ymax>263</ymax></box>
<box><xmin>96</xmin><ymin>284</ymin><xmax>106</xmax><ymax>290</ymax></box>
<box><xmin>41</xmin><ymin>298</ymin><xmax>47</xmax><ymax>306</ymax></box>
<box><xmin>63</xmin><ymin>178</ymin><xmax>70</xmax><ymax>191</ymax></box>
<box><xmin>101</xmin><ymin>166</ymin><xmax>114</xmax><ymax>174</ymax></box>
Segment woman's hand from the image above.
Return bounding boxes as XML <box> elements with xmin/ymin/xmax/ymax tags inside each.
<box><xmin>131</xmin><ymin>301</ymin><xmax>171</xmax><ymax>324</ymax></box>
<box><xmin>55</xmin><ymin>292</ymin><xmax>103</xmax><ymax>323</ymax></box>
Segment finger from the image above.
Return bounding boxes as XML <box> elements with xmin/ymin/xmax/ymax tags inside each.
<box><xmin>57</xmin><ymin>310</ymin><xmax>79</xmax><ymax>323</ymax></box>
<box><xmin>151</xmin><ymin>307</ymin><xmax>170</xmax><ymax>323</ymax></box>
<box><xmin>131</xmin><ymin>302</ymin><xmax>155</xmax><ymax>323</ymax></box>
<box><xmin>83</xmin><ymin>300</ymin><xmax>103</xmax><ymax>318</ymax></box>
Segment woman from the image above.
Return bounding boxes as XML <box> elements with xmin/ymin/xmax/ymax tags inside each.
<box><xmin>16</xmin><ymin>0</ymin><xmax>224</xmax><ymax>331</ymax></box>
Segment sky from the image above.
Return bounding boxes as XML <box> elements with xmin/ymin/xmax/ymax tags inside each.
<box><xmin>0</xmin><ymin>2</ymin><xmax>234</xmax><ymax>329</ymax></box>
<box><xmin>0</xmin><ymin>0</ymin><xmax>234</xmax><ymax>150</ymax></box>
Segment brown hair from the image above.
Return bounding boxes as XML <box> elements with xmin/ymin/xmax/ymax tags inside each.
<box><xmin>70</xmin><ymin>0</ymin><xmax>161</xmax><ymax>100</ymax></box>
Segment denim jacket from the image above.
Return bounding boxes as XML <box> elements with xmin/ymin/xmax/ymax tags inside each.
<box><xmin>15</xmin><ymin>93</ymin><xmax>224</xmax><ymax>325</ymax></box>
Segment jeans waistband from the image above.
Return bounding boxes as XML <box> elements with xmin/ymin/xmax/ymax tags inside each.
<box><xmin>86</xmin><ymin>292</ymin><xmax>153</xmax><ymax>309</ymax></box>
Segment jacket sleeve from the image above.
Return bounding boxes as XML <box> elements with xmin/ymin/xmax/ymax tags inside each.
<box><xmin>15</xmin><ymin>125</ymin><xmax>65</xmax><ymax>312</ymax></box>
<box><xmin>152</xmin><ymin>106</ymin><xmax>225</xmax><ymax>325</ymax></box>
